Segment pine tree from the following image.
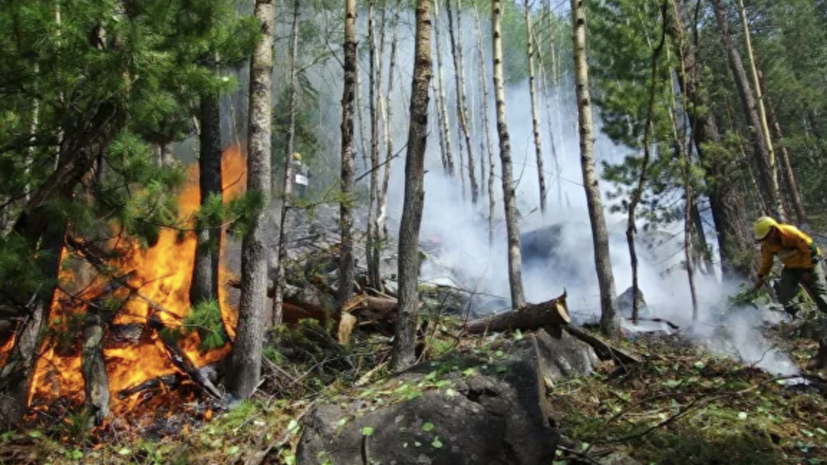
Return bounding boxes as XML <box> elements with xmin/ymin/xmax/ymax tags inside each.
<box><xmin>227</xmin><ymin>0</ymin><xmax>275</xmax><ymax>401</ymax></box>
<box><xmin>338</xmin><ymin>0</ymin><xmax>358</xmax><ymax>310</ymax></box>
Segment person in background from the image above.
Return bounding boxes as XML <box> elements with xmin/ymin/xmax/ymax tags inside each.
<box><xmin>291</xmin><ymin>152</ymin><xmax>309</xmax><ymax>200</ymax></box>
<box><xmin>753</xmin><ymin>216</ymin><xmax>827</xmax><ymax>370</ymax></box>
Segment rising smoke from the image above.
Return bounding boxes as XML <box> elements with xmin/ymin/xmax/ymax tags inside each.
<box><xmin>219</xmin><ymin>5</ymin><xmax>797</xmax><ymax>376</ymax></box>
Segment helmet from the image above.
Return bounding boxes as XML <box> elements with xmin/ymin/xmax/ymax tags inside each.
<box><xmin>753</xmin><ymin>216</ymin><xmax>778</xmax><ymax>241</ymax></box>
<box><xmin>292</xmin><ymin>152</ymin><xmax>302</xmax><ymax>161</ymax></box>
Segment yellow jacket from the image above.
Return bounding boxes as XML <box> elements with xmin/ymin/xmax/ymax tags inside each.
<box><xmin>757</xmin><ymin>224</ymin><xmax>821</xmax><ymax>277</ymax></box>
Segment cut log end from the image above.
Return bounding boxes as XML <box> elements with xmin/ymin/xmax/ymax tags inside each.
<box><xmin>465</xmin><ymin>292</ymin><xmax>570</xmax><ymax>335</ymax></box>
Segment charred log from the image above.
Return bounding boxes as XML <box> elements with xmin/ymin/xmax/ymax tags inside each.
<box><xmin>150</xmin><ymin>316</ymin><xmax>224</xmax><ymax>401</ymax></box>
<box><xmin>117</xmin><ymin>362</ymin><xmax>223</xmax><ymax>399</ymax></box>
<box><xmin>465</xmin><ymin>293</ymin><xmax>571</xmax><ymax>335</ymax></box>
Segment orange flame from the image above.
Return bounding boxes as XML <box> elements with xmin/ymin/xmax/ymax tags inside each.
<box><xmin>28</xmin><ymin>146</ymin><xmax>247</xmax><ymax>416</ymax></box>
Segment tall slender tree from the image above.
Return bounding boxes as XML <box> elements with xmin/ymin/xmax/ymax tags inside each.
<box><xmin>709</xmin><ymin>0</ymin><xmax>782</xmax><ymax>221</ymax></box>
<box><xmin>446</xmin><ymin>0</ymin><xmax>479</xmax><ymax>204</ymax></box>
<box><xmin>272</xmin><ymin>0</ymin><xmax>301</xmax><ymax>327</ymax></box>
<box><xmin>492</xmin><ymin>0</ymin><xmax>527</xmax><ymax>309</ymax></box>
<box><xmin>338</xmin><ymin>0</ymin><xmax>358</xmax><ymax>309</ymax></box>
<box><xmin>736</xmin><ymin>0</ymin><xmax>783</xmax><ymax>220</ymax></box>
<box><xmin>227</xmin><ymin>0</ymin><xmax>274</xmax><ymax>400</ymax></box>
<box><xmin>571</xmin><ymin>0</ymin><xmax>620</xmax><ymax>336</ymax></box>
<box><xmin>433</xmin><ymin>0</ymin><xmax>456</xmax><ymax>176</ymax></box>
<box><xmin>390</xmin><ymin>0</ymin><xmax>432</xmax><ymax>371</ymax></box>
<box><xmin>191</xmin><ymin>72</ymin><xmax>223</xmax><ymax>308</ymax></box>
<box><xmin>473</xmin><ymin>6</ymin><xmax>496</xmax><ymax>244</ymax></box>
<box><xmin>524</xmin><ymin>0</ymin><xmax>547</xmax><ymax>214</ymax></box>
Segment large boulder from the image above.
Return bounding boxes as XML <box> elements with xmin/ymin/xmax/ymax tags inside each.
<box><xmin>297</xmin><ymin>328</ymin><xmax>599</xmax><ymax>465</ymax></box>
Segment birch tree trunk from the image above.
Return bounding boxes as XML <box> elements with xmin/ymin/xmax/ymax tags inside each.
<box><xmin>226</xmin><ymin>0</ymin><xmax>274</xmax><ymax>400</ymax></box>
<box><xmin>473</xmin><ymin>7</ymin><xmax>496</xmax><ymax>245</ymax></box>
<box><xmin>571</xmin><ymin>0</ymin><xmax>620</xmax><ymax>337</ymax></box>
<box><xmin>338</xmin><ymin>0</ymin><xmax>358</xmax><ymax>308</ymax></box>
<box><xmin>446</xmin><ymin>0</ymin><xmax>478</xmax><ymax>204</ymax></box>
<box><xmin>532</xmin><ymin>26</ymin><xmax>562</xmax><ymax>210</ymax></box>
<box><xmin>191</xmin><ymin>85</ymin><xmax>223</xmax><ymax>308</ymax></box>
<box><xmin>524</xmin><ymin>0</ymin><xmax>547</xmax><ymax>214</ymax></box>
<box><xmin>492</xmin><ymin>0</ymin><xmax>526</xmax><ymax>309</ymax></box>
<box><xmin>390</xmin><ymin>0</ymin><xmax>432</xmax><ymax>371</ymax></box>
<box><xmin>709</xmin><ymin>0</ymin><xmax>782</xmax><ymax>221</ymax></box>
<box><xmin>377</xmin><ymin>0</ymin><xmax>403</xmax><ymax>246</ymax></box>
<box><xmin>272</xmin><ymin>0</ymin><xmax>301</xmax><ymax>327</ymax></box>
<box><xmin>433</xmin><ymin>0</ymin><xmax>455</xmax><ymax>176</ymax></box>
<box><xmin>356</xmin><ymin>46</ymin><xmax>370</xmax><ymax>172</ymax></box>
<box><xmin>736</xmin><ymin>0</ymin><xmax>783</xmax><ymax>221</ymax></box>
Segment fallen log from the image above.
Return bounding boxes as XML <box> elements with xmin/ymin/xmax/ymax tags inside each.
<box><xmin>117</xmin><ymin>362</ymin><xmax>223</xmax><ymax>399</ymax></box>
<box><xmin>465</xmin><ymin>292</ymin><xmax>571</xmax><ymax>335</ymax></box>
<box><xmin>563</xmin><ymin>325</ymin><xmax>641</xmax><ymax>366</ymax></box>
<box><xmin>150</xmin><ymin>317</ymin><xmax>224</xmax><ymax>401</ymax></box>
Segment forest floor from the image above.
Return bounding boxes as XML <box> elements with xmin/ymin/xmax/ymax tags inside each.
<box><xmin>2</xmin><ymin>312</ymin><xmax>826</xmax><ymax>465</ymax></box>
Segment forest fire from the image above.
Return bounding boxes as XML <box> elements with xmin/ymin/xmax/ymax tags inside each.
<box><xmin>22</xmin><ymin>146</ymin><xmax>247</xmax><ymax>430</ymax></box>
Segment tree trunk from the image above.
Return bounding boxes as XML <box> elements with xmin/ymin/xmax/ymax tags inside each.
<box><xmin>375</xmin><ymin>0</ymin><xmax>403</xmax><ymax>288</ymax></box>
<box><xmin>736</xmin><ymin>0</ymin><xmax>784</xmax><ymax>221</ymax></box>
<box><xmin>533</xmin><ymin>22</ymin><xmax>562</xmax><ymax>211</ymax></box>
<box><xmin>226</xmin><ymin>0</ymin><xmax>274</xmax><ymax>401</ymax></box>
<box><xmin>356</xmin><ymin>46</ymin><xmax>370</xmax><ymax>173</ymax></box>
<box><xmin>366</xmin><ymin>0</ymin><xmax>383</xmax><ymax>292</ymax></box>
<box><xmin>492</xmin><ymin>0</ymin><xmax>527</xmax><ymax>309</ymax></box>
<box><xmin>0</xmin><ymin>226</ymin><xmax>64</xmax><ymax>429</ymax></box>
<box><xmin>473</xmin><ymin>7</ymin><xmax>496</xmax><ymax>245</ymax></box>
<box><xmin>627</xmin><ymin>3</ymin><xmax>666</xmax><ymax>323</ymax></box>
<box><xmin>524</xmin><ymin>0</ymin><xmax>547</xmax><ymax>214</ymax></box>
<box><xmin>272</xmin><ymin>0</ymin><xmax>301</xmax><ymax>328</ymax></box>
<box><xmin>433</xmin><ymin>0</ymin><xmax>456</xmax><ymax>176</ymax></box>
<box><xmin>669</xmin><ymin>0</ymin><xmax>753</xmax><ymax>279</ymax></box>
<box><xmin>762</xmin><ymin>79</ymin><xmax>807</xmax><ymax>225</ymax></box>
<box><xmin>446</xmin><ymin>0</ymin><xmax>478</xmax><ymax>204</ymax></box>
<box><xmin>191</xmin><ymin>91</ymin><xmax>223</xmax><ymax>308</ymax></box>
<box><xmin>81</xmin><ymin>309</ymin><xmax>111</xmax><ymax>425</ymax></box>
<box><xmin>571</xmin><ymin>0</ymin><xmax>620</xmax><ymax>337</ymax></box>
<box><xmin>390</xmin><ymin>0</ymin><xmax>432</xmax><ymax>371</ymax></box>
<box><xmin>338</xmin><ymin>0</ymin><xmax>358</xmax><ymax>310</ymax></box>
<box><xmin>709</xmin><ymin>0</ymin><xmax>781</xmax><ymax>220</ymax></box>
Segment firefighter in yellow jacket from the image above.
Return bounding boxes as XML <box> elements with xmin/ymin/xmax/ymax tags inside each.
<box><xmin>753</xmin><ymin>216</ymin><xmax>827</xmax><ymax>369</ymax></box>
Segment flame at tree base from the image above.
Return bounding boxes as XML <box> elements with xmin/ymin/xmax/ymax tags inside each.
<box><xmin>24</xmin><ymin>146</ymin><xmax>247</xmax><ymax>428</ymax></box>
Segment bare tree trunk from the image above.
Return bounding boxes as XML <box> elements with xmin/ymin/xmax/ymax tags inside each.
<box><xmin>226</xmin><ymin>0</ymin><xmax>274</xmax><ymax>401</ymax></box>
<box><xmin>272</xmin><ymin>0</ymin><xmax>301</xmax><ymax>328</ymax></box>
<box><xmin>473</xmin><ymin>7</ymin><xmax>496</xmax><ymax>245</ymax></box>
<box><xmin>338</xmin><ymin>0</ymin><xmax>358</xmax><ymax>309</ymax></box>
<box><xmin>709</xmin><ymin>0</ymin><xmax>782</xmax><ymax>221</ymax></box>
<box><xmin>736</xmin><ymin>0</ymin><xmax>783</xmax><ymax>221</ymax></box>
<box><xmin>446</xmin><ymin>0</ymin><xmax>478</xmax><ymax>204</ymax></box>
<box><xmin>366</xmin><ymin>0</ymin><xmax>385</xmax><ymax>292</ymax></box>
<box><xmin>627</xmin><ymin>2</ymin><xmax>665</xmax><ymax>324</ymax></box>
<box><xmin>761</xmin><ymin>80</ymin><xmax>806</xmax><ymax>224</ymax></box>
<box><xmin>571</xmin><ymin>0</ymin><xmax>620</xmax><ymax>337</ymax></box>
<box><xmin>390</xmin><ymin>0</ymin><xmax>432</xmax><ymax>371</ymax></box>
<box><xmin>356</xmin><ymin>46</ymin><xmax>370</xmax><ymax>173</ymax></box>
<box><xmin>433</xmin><ymin>0</ymin><xmax>455</xmax><ymax>176</ymax></box>
<box><xmin>524</xmin><ymin>0</ymin><xmax>547</xmax><ymax>214</ymax></box>
<box><xmin>81</xmin><ymin>308</ymin><xmax>110</xmax><ymax>425</ymax></box>
<box><xmin>532</xmin><ymin>24</ymin><xmax>562</xmax><ymax>210</ymax></box>
<box><xmin>493</xmin><ymin>0</ymin><xmax>526</xmax><ymax>309</ymax></box>
<box><xmin>377</xmin><ymin>0</ymin><xmax>403</xmax><ymax>248</ymax></box>
<box><xmin>191</xmin><ymin>88</ymin><xmax>223</xmax><ymax>308</ymax></box>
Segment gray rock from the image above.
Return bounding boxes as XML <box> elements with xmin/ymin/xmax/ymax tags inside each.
<box><xmin>530</xmin><ymin>327</ymin><xmax>600</xmax><ymax>382</ymax></box>
<box><xmin>297</xmin><ymin>332</ymin><xmax>567</xmax><ymax>465</ymax></box>
<box><xmin>617</xmin><ymin>286</ymin><xmax>647</xmax><ymax>317</ymax></box>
